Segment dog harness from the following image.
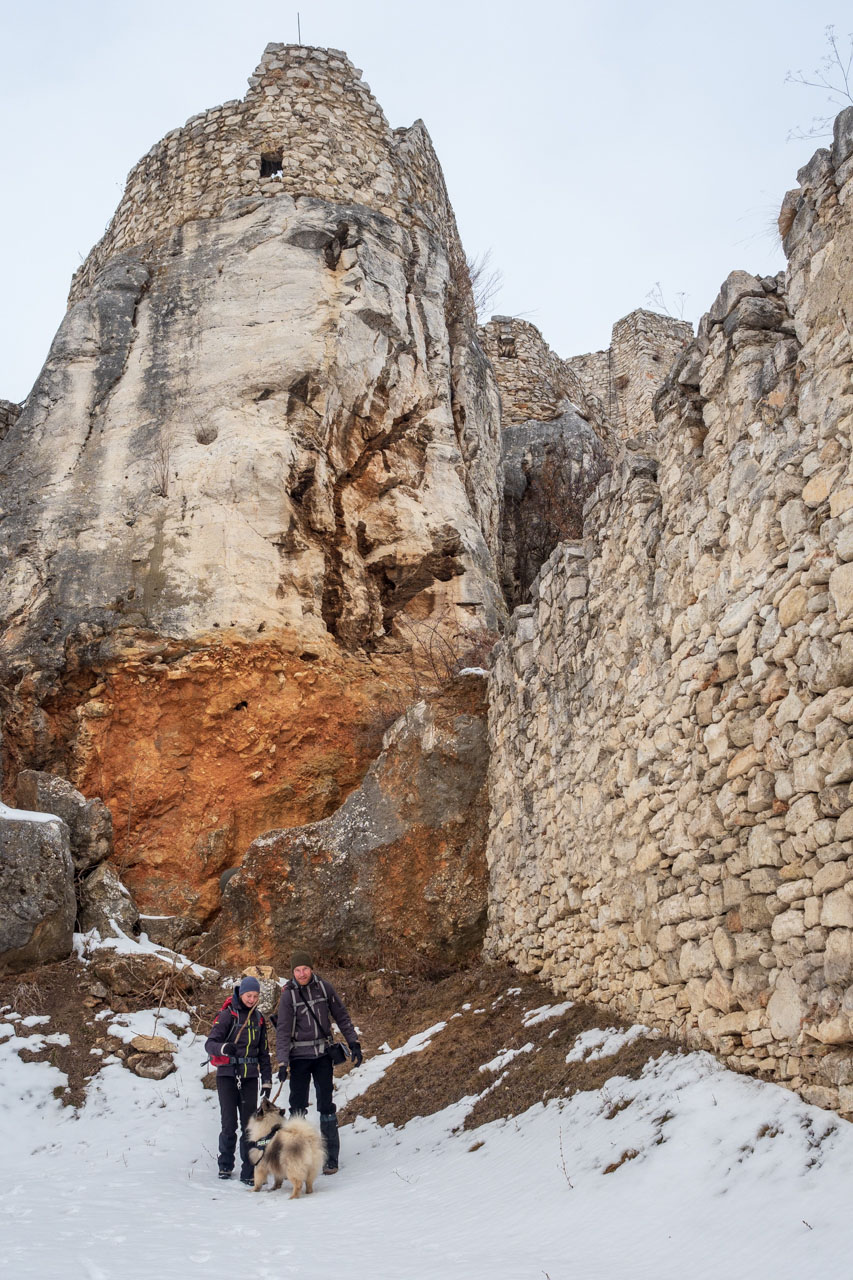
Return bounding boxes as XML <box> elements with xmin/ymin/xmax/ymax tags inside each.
<box><xmin>247</xmin><ymin>1121</ymin><xmax>284</xmax><ymax>1156</ymax></box>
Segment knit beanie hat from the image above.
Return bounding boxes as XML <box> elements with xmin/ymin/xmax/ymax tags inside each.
<box><xmin>239</xmin><ymin>976</ymin><xmax>261</xmax><ymax>995</ymax></box>
<box><xmin>291</xmin><ymin>950</ymin><xmax>313</xmax><ymax>971</ymax></box>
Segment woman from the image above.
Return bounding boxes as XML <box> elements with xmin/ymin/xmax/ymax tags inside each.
<box><xmin>205</xmin><ymin>975</ymin><xmax>272</xmax><ymax>1183</ymax></box>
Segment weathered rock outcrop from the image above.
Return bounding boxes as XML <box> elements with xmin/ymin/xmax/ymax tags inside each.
<box><xmin>485</xmin><ymin>110</ymin><xmax>853</xmax><ymax>1113</ymax></box>
<box><xmin>0</xmin><ymin>804</ymin><xmax>75</xmax><ymax>973</ymax></box>
<box><xmin>500</xmin><ymin>411</ymin><xmax>610</xmax><ymax>607</ymax></box>
<box><xmin>77</xmin><ymin>863</ymin><xmax>139</xmax><ymax>936</ymax></box>
<box><xmin>207</xmin><ymin>672</ymin><xmax>489</xmax><ymax>969</ymax></box>
<box><xmin>0</xmin><ymin>46</ymin><xmax>504</xmax><ymax>921</ymax></box>
<box><xmin>16</xmin><ymin>770</ymin><xmax>112</xmax><ymax>874</ymax></box>
<box><xmin>0</xmin><ymin>400</ymin><xmax>19</xmax><ymax>443</ymax></box>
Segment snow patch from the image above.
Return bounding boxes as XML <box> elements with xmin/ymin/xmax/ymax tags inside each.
<box><xmin>566</xmin><ymin>1024</ymin><xmax>651</xmax><ymax>1063</ymax></box>
<box><xmin>522</xmin><ymin>1000</ymin><xmax>574</xmax><ymax>1027</ymax></box>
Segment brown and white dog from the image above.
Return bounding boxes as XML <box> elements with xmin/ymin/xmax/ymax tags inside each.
<box><xmin>246</xmin><ymin>1098</ymin><xmax>325</xmax><ymax>1197</ymax></box>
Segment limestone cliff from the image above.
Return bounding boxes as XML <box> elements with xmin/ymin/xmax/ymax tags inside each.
<box><xmin>0</xmin><ymin>46</ymin><xmax>503</xmax><ymax>922</ymax></box>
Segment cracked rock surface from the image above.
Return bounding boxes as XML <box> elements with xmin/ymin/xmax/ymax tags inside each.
<box><xmin>0</xmin><ymin>195</ymin><xmax>502</xmax><ymax>671</ymax></box>
<box><xmin>206</xmin><ymin>672</ymin><xmax>489</xmax><ymax>969</ymax></box>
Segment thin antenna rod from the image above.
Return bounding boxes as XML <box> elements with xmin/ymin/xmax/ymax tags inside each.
<box><xmin>297</xmin><ymin>11</ymin><xmax>302</xmax><ymax>44</ymax></box>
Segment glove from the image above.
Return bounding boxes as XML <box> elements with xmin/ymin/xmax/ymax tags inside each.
<box><xmin>349</xmin><ymin>1041</ymin><xmax>363</xmax><ymax>1068</ymax></box>
<box><xmin>261</xmin><ymin>1082</ymin><xmax>272</xmax><ymax>1097</ymax></box>
<box><xmin>277</xmin><ymin>1066</ymin><xmax>288</xmax><ymax>1083</ymax></box>
<box><xmin>222</xmin><ymin>1042</ymin><xmax>238</xmax><ymax>1057</ymax></box>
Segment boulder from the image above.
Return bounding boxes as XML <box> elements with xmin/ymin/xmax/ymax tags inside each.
<box><xmin>77</xmin><ymin>863</ymin><xmax>139</xmax><ymax>936</ymax></box>
<box><xmin>240</xmin><ymin>966</ymin><xmax>282</xmax><ymax>1014</ymax></box>
<box><xmin>138</xmin><ymin>914</ymin><xmax>202</xmax><ymax>951</ymax></box>
<box><xmin>15</xmin><ymin>772</ymin><xmax>112</xmax><ymax>874</ymax></box>
<box><xmin>0</xmin><ymin>803</ymin><xmax>75</xmax><ymax>973</ymax></box>
<box><xmin>126</xmin><ymin>1053</ymin><xmax>177</xmax><ymax>1080</ymax></box>
<box><xmin>207</xmin><ymin>673</ymin><xmax>490</xmax><ymax>970</ymax></box>
<box><xmin>130</xmin><ymin>1034</ymin><xmax>176</xmax><ymax>1055</ymax></box>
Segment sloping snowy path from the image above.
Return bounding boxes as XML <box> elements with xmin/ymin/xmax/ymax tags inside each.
<box><xmin>2</xmin><ymin>1003</ymin><xmax>853</xmax><ymax>1280</ymax></box>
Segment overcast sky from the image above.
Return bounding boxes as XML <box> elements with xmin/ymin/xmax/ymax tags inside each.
<box><xmin>1</xmin><ymin>1</ymin><xmax>850</xmax><ymax>402</ymax></box>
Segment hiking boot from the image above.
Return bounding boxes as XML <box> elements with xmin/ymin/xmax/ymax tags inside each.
<box><xmin>218</xmin><ymin>1170</ymin><xmax>232</xmax><ymax>1180</ymax></box>
<box><xmin>320</xmin><ymin>1112</ymin><xmax>340</xmax><ymax>1176</ymax></box>
<box><xmin>240</xmin><ymin>1175</ymin><xmax>254</xmax><ymax>1186</ymax></box>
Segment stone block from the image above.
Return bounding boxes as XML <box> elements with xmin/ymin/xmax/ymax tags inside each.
<box><xmin>821</xmin><ymin>889</ymin><xmax>853</xmax><ymax>929</ymax></box>
<box><xmin>767</xmin><ymin>970</ymin><xmax>804</xmax><ymax>1040</ymax></box>
<box><xmin>825</xmin><ymin>929</ymin><xmax>853</xmax><ymax>984</ymax></box>
<box><xmin>830</xmin><ymin>563</ymin><xmax>853</xmax><ymax>619</ymax></box>
<box><xmin>771</xmin><ymin>909</ymin><xmax>805</xmax><ymax>941</ymax></box>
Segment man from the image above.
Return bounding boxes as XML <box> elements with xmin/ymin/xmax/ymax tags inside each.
<box><xmin>275</xmin><ymin>949</ymin><xmax>363</xmax><ymax>1174</ymax></box>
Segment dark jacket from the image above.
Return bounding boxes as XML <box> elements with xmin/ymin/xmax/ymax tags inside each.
<box><xmin>275</xmin><ymin>974</ymin><xmax>356</xmax><ymax>1071</ymax></box>
<box><xmin>205</xmin><ymin>988</ymin><xmax>272</xmax><ymax>1082</ymax></box>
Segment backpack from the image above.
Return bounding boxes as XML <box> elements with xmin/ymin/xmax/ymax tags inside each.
<box><xmin>209</xmin><ymin>996</ymin><xmax>265</xmax><ymax>1066</ymax></box>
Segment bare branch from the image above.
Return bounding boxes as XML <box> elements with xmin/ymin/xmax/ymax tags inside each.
<box><xmin>786</xmin><ymin>26</ymin><xmax>853</xmax><ymax>141</ymax></box>
<box><xmin>466</xmin><ymin>249</ymin><xmax>503</xmax><ymax>321</ymax></box>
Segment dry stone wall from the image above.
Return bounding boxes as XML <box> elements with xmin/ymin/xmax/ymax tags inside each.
<box><xmin>486</xmin><ymin>110</ymin><xmax>853</xmax><ymax>1113</ymax></box>
<box><xmin>70</xmin><ymin>44</ymin><xmax>471</xmax><ymax>313</ymax></box>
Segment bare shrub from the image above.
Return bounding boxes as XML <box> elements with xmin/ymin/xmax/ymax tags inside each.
<box><xmin>394</xmin><ymin>609</ymin><xmax>498</xmax><ymax>694</ymax></box>
<box><xmin>787</xmin><ymin>25</ymin><xmax>853</xmax><ymax>141</ymax></box>
<box><xmin>8</xmin><ymin>980</ymin><xmax>44</xmax><ymax>1015</ymax></box>
<box><xmin>466</xmin><ymin>249</ymin><xmax>503</xmax><ymax>320</ymax></box>
<box><xmin>446</xmin><ymin>248</ymin><xmax>503</xmax><ymax>328</ymax></box>
<box><xmin>645</xmin><ymin>281</ymin><xmax>687</xmax><ymax>320</ymax></box>
<box><xmin>151</xmin><ymin>433</ymin><xmax>172</xmax><ymax>497</ymax></box>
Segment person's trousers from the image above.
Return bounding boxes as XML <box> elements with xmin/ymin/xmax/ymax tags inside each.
<box><xmin>288</xmin><ymin>1053</ymin><xmax>340</xmax><ymax>1170</ymax></box>
<box><xmin>216</xmin><ymin>1075</ymin><xmax>258</xmax><ymax>1177</ymax></box>
<box><xmin>288</xmin><ymin>1052</ymin><xmax>335</xmax><ymax>1115</ymax></box>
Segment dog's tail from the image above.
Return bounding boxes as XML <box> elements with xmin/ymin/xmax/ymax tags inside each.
<box><xmin>281</xmin><ymin>1116</ymin><xmax>325</xmax><ymax>1162</ymax></box>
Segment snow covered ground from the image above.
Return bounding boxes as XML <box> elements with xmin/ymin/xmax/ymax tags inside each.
<box><xmin>2</xmin><ymin>985</ymin><xmax>853</xmax><ymax>1280</ymax></box>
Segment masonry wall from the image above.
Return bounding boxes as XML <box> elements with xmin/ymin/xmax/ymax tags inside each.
<box><xmin>485</xmin><ymin>111</ymin><xmax>853</xmax><ymax>1114</ymax></box>
<box><xmin>565</xmin><ymin>310</ymin><xmax>693</xmax><ymax>439</ymax></box>
<box><xmin>479</xmin><ymin>316</ymin><xmax>607</xmax><ymax>431</ymax></box>
<box><xmin>70</xmin><ymin>44</ymin><xmax>470</xmax><ymax>310</ymax></box>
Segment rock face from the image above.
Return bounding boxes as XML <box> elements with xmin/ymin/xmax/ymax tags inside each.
<box><xmin>16</xmin><ymin>771</ymin><xmax>112</xmax><ymax>874</ymax></box>
<box><xmin>0</xmin><ymin>46</ymin><xmax>504</xmax><ymax>920</ymax></box>
<box><xmin>485</xmin><ymin>109</ymin><xmax>853</xmax><ymax>1113</ymax></box>
<box><xmin>0</xmin><ymin>400</ymin><xmax>19</xmax><ymax>444</ymax></box>
<box><xmin>500</xmin><ymin>412</ymin><xmax>610</xmax><ymax>608</ymax></box>
<box><xmin>0</xmin><ymin>804</ymin><xmax>75</xmax><ymax>973</ymax></box>
<box><xmin>207</xmin><ymin>673</ymin><xmax>489</xmax><ymax>970</ymax></box>
<box><xmin>78</xmin><ymin>863</ymin><xmax>139</xmax><ymax>936</ymax></box>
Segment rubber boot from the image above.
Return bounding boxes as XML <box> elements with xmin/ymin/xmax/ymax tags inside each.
<box><xmin>320</xmin><ymin>1112</ymin><xmax>340</xmax><ymax>1174</ymax></box>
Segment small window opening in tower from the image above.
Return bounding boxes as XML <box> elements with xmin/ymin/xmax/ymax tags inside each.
<box><xmin>260</xmin><ymin>151</ymin><xmax>283</xmax><ymax>179</ymax></box>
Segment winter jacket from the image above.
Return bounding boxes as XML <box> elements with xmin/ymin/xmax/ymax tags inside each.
<box><xmin>205</xmin><ymin>988</ymin><xmax>272</xmax><ymax>1082</ymax></box>
<box><xmin>275</xmin><ymin>974</ymin><xmax>356</xmax><ymax>1071</ymax></box>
